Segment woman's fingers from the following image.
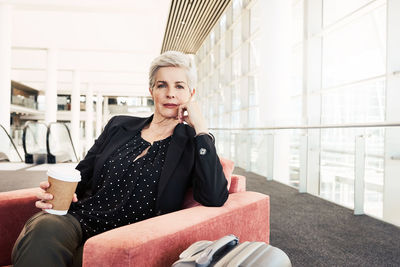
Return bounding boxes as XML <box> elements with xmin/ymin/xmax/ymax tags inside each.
<box><xmin>36</xmin><ymin>181</ymin><xmax>53</xmax><ymax>209</ymax></box>
<box><xmin>36</xmin><ymin>190</ymin><xmax>53</xmax><ymax>201</ymax></box>
<box><xmin>177</xmin><ymin>105</ymin><xmax>182</xmax><ymax>121</ymax></box>
<box><xmin>72</xmin><ymin>193</ymin><xmax>78</xmax><ymax>202</ymax></box>
<box><xmin>178</xmin><ymin>103</ymin><xmax>187</xmax><ymax>123</ymax></box>
<box><xmin>39</xmin><ymin>181</ymin><xmax>50</xmax><ymax>190</ymax></box>
<box><xmin>184</xmin><ymin>101</ymin><xmax>208</xmax><ymax>133</ymax></box>
<box><xmin>182</xmin><ymin>115</ymin><xmax>190</xmax><ymax>124</ymax></box>
<box><xmin>35</xmin><ymin>200</ymin><xmax>52</xmax><ymax>210</ymax></box>
<box><xmin>179</xmin><ymin>99</ymin><xmax>204</xmax><ymax>129</ymax></box>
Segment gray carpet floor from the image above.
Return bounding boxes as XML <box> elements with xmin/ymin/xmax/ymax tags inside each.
<box><xmin>234</xmin><ymin>167</ymin><xmax>400</xmax><ymax>267</ymax></box>
<box><xmin>1</xmin><ymin>165</ymin><xmax>400</xmax><ymax>266</ymax></box>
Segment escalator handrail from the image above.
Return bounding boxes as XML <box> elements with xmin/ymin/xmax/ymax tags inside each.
<box><xmin>47</xmin><ymin>122</ymin><xmax>79</xmax><ymax>162</ymax></box>
<box><xmin>22</xmin><ymin>121</ymin><xmax>48</xmax><ymax>156</ymax></box>
<box><xmin>0</xmin><ymin>124</ymin><xmax>23</xmax><ymax>162</ymax></box>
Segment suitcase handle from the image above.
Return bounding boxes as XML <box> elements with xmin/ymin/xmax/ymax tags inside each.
<box><xmin>195</xmin><ymin>234</ymin><xmax>239</xmax><ymax>267</ymax></box>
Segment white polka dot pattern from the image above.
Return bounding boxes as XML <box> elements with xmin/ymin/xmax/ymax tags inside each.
<box><xmin>69</xmin><ymin>131</ymin><xmax>171</xmax><ymax>239</ymax></box>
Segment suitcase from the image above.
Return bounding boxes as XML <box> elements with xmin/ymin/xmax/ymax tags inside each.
<box><xmin>172</xmin><ymin>234</ymin><xmax>292</xmax><ymax>267</ymax></box>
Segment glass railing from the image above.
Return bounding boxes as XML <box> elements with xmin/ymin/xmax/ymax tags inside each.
<box><xmin>0</xmin><ymin>124</ymin><xmax>23</xmax><ymax>162</ymax></box>
<box><xmin>211</xmin><ymin>122</ymin><xmax>399</xmax><ymax>221</ymax></box>
<box><xmin>47</xmin><ymin>122</ymin><xmax>78</xmax><ymax>163</ymax></box>
<box><xmin>11</xmin><ymin>95</ymin><xmax>38</xmax><ymax>110</ymax></box>
<box><xmin>23</xmin><ymin>121</ymin><xmax>48</xmax><ymax>164</ymax></box>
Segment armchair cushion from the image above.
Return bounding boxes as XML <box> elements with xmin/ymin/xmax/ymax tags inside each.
<box><xmin>83</xmin><ymin>192</ymin><xmax>269</xmax><ymax>267</ymax></box>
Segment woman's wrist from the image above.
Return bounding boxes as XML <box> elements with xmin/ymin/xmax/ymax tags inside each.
<box><xmin>194</xmin><ymin>121</ymin><xmax>208</xmax><ymax>134</ymax></box>
<box><xmin>195</xmin><ymin>128</ymin><xmax>209</xmax><ymax>135</ymax></box>
<box><xmin>194</xmin><ymin>132</ymin><xmax>215</xmax><ymax>143</ymax></box>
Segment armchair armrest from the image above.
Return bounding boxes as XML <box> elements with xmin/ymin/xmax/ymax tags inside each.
<box><xmin>0</xmin><ymin>188</ymin><xmax>41</xmax><ymax>266</ymax></box>
<box><xmin>83</xmin><ymin>191</ymin><xmax>269</xmax><ymax>267</ymax></box>
<box><xmin>182</xmin><ymin>174</ymin><xmax>246</xmax><ymax>209</ymax></box>
<box><xmin>229</xmin><ymin>174</ymin><xmax>246</xmax><ymax>193</ymax></box>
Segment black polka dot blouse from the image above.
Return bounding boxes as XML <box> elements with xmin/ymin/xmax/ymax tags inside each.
<box><xmin>69</xmin><ymin>131</ymin><xmax>171</xmax><ymax>239</ymax></box>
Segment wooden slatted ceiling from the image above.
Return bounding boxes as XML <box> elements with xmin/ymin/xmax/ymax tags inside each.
<box><xmin>161</xmin><ymin>0</ymin><xmax>231</xmax><ymax>54</ymax></box>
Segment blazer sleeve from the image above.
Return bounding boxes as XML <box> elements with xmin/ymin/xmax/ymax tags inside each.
<box><xmin>191</xmin><ymin>134</ymin><xmax>229</xmax><ymax>207</ymax></box>
<box><xmin>75</xmin><ymin>116</ymin><xmax>116</xmax><ymax>198</ymax></box>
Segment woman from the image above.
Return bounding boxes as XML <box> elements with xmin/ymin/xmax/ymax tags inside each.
<box><xmin>11</xmin><ymin>51</ymin><xmax>229</xmax><ymax>267</ymax></box>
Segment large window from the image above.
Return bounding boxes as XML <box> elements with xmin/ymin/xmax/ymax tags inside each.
<box><xmin>196</xmin><ymin>0</ymin><xmax>387</xmax><ymax>220</ymax></box>
<box><xmin>197</xmin><ymin>0</ymin><xmax>259</xmax><ymax>168</ymax></box>
<box><xmin>319</xmin><ymin>0</ymin><xmax>386</xmax><ymax>218</ymax></box>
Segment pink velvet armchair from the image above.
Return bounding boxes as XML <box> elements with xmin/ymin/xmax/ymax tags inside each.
<box><xmin>0</xmin><ymin>159</ymin><xmax>270</xmax><ymax>267</ymax></box>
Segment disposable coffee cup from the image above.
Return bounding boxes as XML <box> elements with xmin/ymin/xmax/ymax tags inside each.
<box><xmin>44</xmin><ymin>166</ymin><xmax>81</xmax><ymax>215</ymax></box>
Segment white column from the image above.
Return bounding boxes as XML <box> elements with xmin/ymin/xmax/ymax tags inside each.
<box><xmin>85</xmin><ymin>83</ymin><xmax>94</xmax><ymax>152</ymax></box>
<box><xmin>45</xmin><ymin>48</ymin><xmax>58</xmax><ymax>124</ymax></box>
<box><xmin>304</xmin><ymin>0</ymin><xmax>322</xmax><ymax>196</ymax></box>
<box><xmin>383</xmin><ymin>0</ymin><xmax>400</xmax><ymax>226</ymax></box>
<box><xmin>259</xmin><ymin>0</ymin><xmax>292</xmax><ymax>182</ymax></box>
<box><xmin>0</xmin><ymin>4</ymin><xmax>12</xmax><ymax>133</ymax></box>
<box><xmin>299</xmin><ymin>0</ymin><xmax>309</xmax><ymax>193</ymax></box>
<box><xmin>96</xmin><ymin>93</ymin><xmax>103</xmax><ymax>138</ymax></box>
<box><xmin>71</xmin><ymin>70</ymin><xmax>81</xmax><ymax>159</ymax></box>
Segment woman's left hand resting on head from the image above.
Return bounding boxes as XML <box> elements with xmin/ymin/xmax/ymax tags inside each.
<box><xmin>177</xmin><ymin>91</ymin><xmax>209</xmax><ymax>135</ymax></box>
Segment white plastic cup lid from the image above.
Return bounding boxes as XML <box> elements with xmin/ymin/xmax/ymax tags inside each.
<box><xmin>47</xmin><ymin>166</ymin><xmax>81</xmax><ymax>182</ymax></box>
<box><xmin>44</xmin><ymin>209</ymin><xmax>68</xmax><ymax>215</ymax></box>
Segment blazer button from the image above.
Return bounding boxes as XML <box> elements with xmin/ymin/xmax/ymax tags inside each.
<box><xmin>156</xmin><ymin>210</ymin><xmax>161</xmax><ymax>215</ymax></box>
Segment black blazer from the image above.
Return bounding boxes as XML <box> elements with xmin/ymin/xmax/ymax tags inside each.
<box><xmin>75</xmin><ymin>115</ymin><xmax>229</xmax><ymax>216</ymax></box>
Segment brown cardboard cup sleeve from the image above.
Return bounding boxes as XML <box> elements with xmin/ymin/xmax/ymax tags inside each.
<box><xmin>44</xmin><ymin>166</ymin><xmax>81</xmax><ymax>215</ymax></box>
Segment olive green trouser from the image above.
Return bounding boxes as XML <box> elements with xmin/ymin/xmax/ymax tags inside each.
<box><xmin>11</xmin><ymin>211</ymin><xmax>84</xmax><ymax>267</ymax></box>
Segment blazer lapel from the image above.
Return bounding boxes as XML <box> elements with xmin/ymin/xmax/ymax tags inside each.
<box><xmin>157</xmin><ymin>123</ymin><xmax>188</xmax><ymax>199</ymax></box>
<box><xmin>121</xmin><ymin>115</ymin><xmax>153</xmax><ymax>133</ymax></box>
<box><xmin>92</xmin><ymin>127</ymin><xmax>133</xmax><ymax>180</ymax></box>
<box><xmin>93</xmin><ymin>116</ymin><xmax>153</xmax><ymax>182</ymax></box>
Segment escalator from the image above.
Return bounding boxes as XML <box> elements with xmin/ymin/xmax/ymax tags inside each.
<box><xmin>22</xmin><ymin>121</ymin><xmax>48</xmax><ymax>164</ymax></box>
<box><xmin>1</xmin><ymin>122</ymin><xmax>78</xmax><ymax>192</ymax></box>
<box><xmin>22</xmin><ymin>121</ymin><xmax>78</xmax><ymax>164</ymax></box>
<box><xmin>47</xmin><ymin>122</ymin><xmax>78</xmax><ymax>163</ymax></box>
<box><xmin>0</xmin><ymin>124</ymin><xmax>24</xmax><ymax>162</ymax></box>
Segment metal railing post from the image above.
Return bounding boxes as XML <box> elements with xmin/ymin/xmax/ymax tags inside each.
<box><xmin>299</xmin><ymin>134</ymin><xmax>308</xmax><ymax>193</ymax></box>
<box><xmin>266</xmin><ymin>133</ymin><xmax>274</xmax><ymax>181</ymax></box>
<box><xmin>354</xmin><ymin>135</ymin><xmax>366</xmax><ymax>215</ymax></box>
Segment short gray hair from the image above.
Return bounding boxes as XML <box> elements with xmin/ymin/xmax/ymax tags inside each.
<box><xmin>149</xmin><ymin>51</ymin><xmax>197</xmax><ymax>92</ymax></box>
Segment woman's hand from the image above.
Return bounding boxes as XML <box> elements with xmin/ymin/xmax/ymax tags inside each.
<box><xmin>35</xmin><ymin>181</ymin><xmax>78</xmax><ymax>210</ymax></box>
<box><xmin>177</xmin><ymin>95</ymin><xmax>209</xmax><ymax>134</ymax></box>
